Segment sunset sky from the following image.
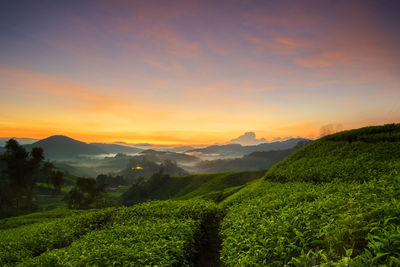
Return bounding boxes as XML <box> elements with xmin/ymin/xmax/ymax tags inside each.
<box><xmin>0</xmin><ymin>0</ymin><xmax>399</xmax><ymax>145</ymax></box>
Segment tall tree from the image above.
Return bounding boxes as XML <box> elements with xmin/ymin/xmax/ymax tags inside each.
<box><xmin>0</xmin><ymin>139</ymin><xmax>62</xmax><ymax>217</ymax></box>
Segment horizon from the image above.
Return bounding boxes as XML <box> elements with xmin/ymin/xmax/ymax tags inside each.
<box><xmin>0</xmin><ymin>131</ymin><xmax>308</xmax><ymax>147</ymax></box>
<box><xmin>1</xmin><ymin>0</ymin><xmax>399</xmax><ymax>144</ymax></box>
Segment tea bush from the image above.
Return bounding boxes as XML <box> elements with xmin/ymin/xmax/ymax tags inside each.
<box><xmin>220</xmin><ymin>176</ymin><xmax>400</xmax><ymax>266</ymax></box>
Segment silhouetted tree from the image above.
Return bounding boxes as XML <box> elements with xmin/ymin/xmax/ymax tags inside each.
<box><xmin>2</xmin><ymin>139</ymin><xmax>42</xmax><ymax>214</ymax></box>
<box><xmin>41</xmin><ymin>162</ymin><xmax>65</xmax><ymax>193</ymax></box>
<box><xmin>0</xmin><ymin>139</ymin><xmax>64</xmax><ymax>217</ymax></box>
<box><xmin>96</xmin><ymin>174</ymin><xmax>127</xmax><ymax>187</ymax></box>
<box><xmin>51</xmin><ymin>170</ymin><xmax>64</xmax><ymax>193</ymax></box>
<box><xmin>67</xmin><ymin>177</ymin><xmax>108</xmax><ymax>209</ymax></box>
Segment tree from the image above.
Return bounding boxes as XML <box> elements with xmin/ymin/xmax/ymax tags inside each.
<box><xmin>0</xmin><ymin>139</ymin><xmax>64</xmax><ymax>217</ymax></box>
<box><xmin>67</xmin><ymin>177</ymin><xmax>108</xmax><ymax>209</ymax></box>
<box><xmin>50</xmin><ymin>171</ymin><xmax>64</xmax><ymax>193</ymax></box>
<box><xmin>2</xmin><ymin>139</ymin><xmax>41</xmax><ymax>215</ymax></box>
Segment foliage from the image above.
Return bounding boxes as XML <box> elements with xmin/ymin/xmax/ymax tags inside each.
<box><xmin>67</xmin><ymin>177</ymin><xmax>109</xmax><ymax>209</ymax></box>
<box><xmin>23</xmin><ymin>217</ymin><xmax>199</xmax><ymax>266</ymax></box>
<box><xmin>2</xmin><ymin>124</ymin><xmax>400</xmax><ymax>266</ymax></box>
<box><xmin>1</xmin><ymin>199</ymin><xmax>218</xmax><ymax>266</ymax></box>
<box><xmin>122</xmin><ymin>158</ymin><xmax>188</xmax><ymax>184</ymax></box>
<box><xmin>0</xmin><ymin>209</ymin><xmax>82</xmax><ymax>230</ymax></box>
<box><xmin>0</xmin><ymin>139</ymin><xmax>64</xmax><ymax>218</ymax></box>
<box><xmin>96</xmin><ymin>174</ymin><xmax>127</xmax><ymax>187</ymax></box>
<box><xmin>264</xmin><ymin>124</ymin><xmax>400</xmax><ymax>183</ymax></box>
<box><xmin>193</xmin><ymin>148</ymin><xmax>295</xmax><ymax>173</ymax></box>
<box><xmin>0</xmin><ymin>208</ymin><xmax>115</xmax><ymax>265</ymax></box>
<box><xmin>121</xmin><ymin>169</ymin><xmax>265</xmax><ymax>205</ymax></box>
<box><xmin>220</xmin><ymin>177</ymin><xmax>400</xmax><ymax>266</ymax></box>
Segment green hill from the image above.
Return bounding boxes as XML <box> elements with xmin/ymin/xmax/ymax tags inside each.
<box><xmin>264</xmin><ymin>123</ymin><xmax>400</xmax><ymax>183</ymax></box>
<box><xmin>2</xmin><ymin>124</ymin><xmax>400</xmax><ymax>266</ymax></box>
<box><xmin>121</xmin><ymin>169</ymin><xmax>265</xmax><ymax>205</ymax></box>
<box><xmin>218</xmin><ymin>124</ymin><xmax>400</xmax><ymax>265</ymax></box>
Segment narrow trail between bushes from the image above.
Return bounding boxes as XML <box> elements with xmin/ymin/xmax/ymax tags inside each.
<box><xmin>194</xmin><ymin>213</ymin><xmax>223</xmax><ymax>267</ymax></box>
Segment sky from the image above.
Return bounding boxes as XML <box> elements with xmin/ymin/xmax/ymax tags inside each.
<box><xmin>0</xmin><ymin>0</ymin><xmax>399</xmax><ymax>145</ymax></box>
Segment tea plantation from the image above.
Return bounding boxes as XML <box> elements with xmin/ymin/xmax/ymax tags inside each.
<box><xmin>1</xmin><ymin>200</ymin><xmax>219</xmax><ymax>266</ymax></box>
<box><xmin>1</xmin><ymin>124</ymin><xmax>400</xmax><ymax>266</ymax></box>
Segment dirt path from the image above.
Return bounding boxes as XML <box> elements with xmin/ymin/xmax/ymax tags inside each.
<box><xmin>194</xmin><ymin>213</ymin><xmax>223</xmax><ymax>267</ymax></box>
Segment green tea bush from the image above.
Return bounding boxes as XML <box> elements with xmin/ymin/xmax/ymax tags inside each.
<box><xmin>0</xmin><ymin>208</ymin><xmax>115</xmax><ymax>265</ymax></box>
<box><xmin>21</xmin><ymin>217</ymin><xmax>199</xmax><ymax>266</ymax></box>
<box><xmin>220</xmin><ymin>176</ymin><xmax>400</xmax><ymax>266</ymax></box>
<box><xmin>112</xmin><ymin>199</ymin><xmax>219</xmax><ymax>221</ymax></box>
<box><xmin>264</xmin><ymin>124</ymin><xmax>400</xmax><ymax>183</ymax></box>
<box><xmin>0</xmin><ymin>209</ymin><xmax>83</xmax><ymax>230</ymax></box>
<box><xmin>3</xmin><ymin>199</ymin><xmax>219</xmax><ymax>266</ymax></box>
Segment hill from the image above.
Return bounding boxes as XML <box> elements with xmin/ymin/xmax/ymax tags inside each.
<box><xmin>24</xmin><ymin>136</ymin><xmax>142</xmax><ymax>159</ymax></box>
<box><xmin>186</xmin><ymin>138</ymin><xmax>309</xmax><ymax>158</ymax></box>
<box><xmin>25</xmin><ymin>135</ymin><xmax>104</xmax><ymax>159</ymax></box>
<box><xmin>90</xmin><ymin>143</ymin><xmax>142</xmax><ymax>154</ymax></box>
<box><xmin>2</xmin><ymin>124</ymin><xmax>400</xmax><ymax>266</ymax></box>
<box><xmin>192</xmin><ymin>147</ymin><xmax>299</xmax><ymax>173</ymax></box>
<box><xmin>139</xmin><ymin>149</ymin><xmax>199</xmax><ymax>163</ymax></box>
<box><xmin>121</xmin><ymin>169</ymin><xmax>265</xmax><ymax>205</ymax></box>
<box><xmin>264</xmin><ymin>123</ymin><xmax>400</xmax><ymax>182</ymax></box>
<box><xmin>218</xmin><ymin>123</ymin><xmax>400</xmax><ymax>265</ymax></box>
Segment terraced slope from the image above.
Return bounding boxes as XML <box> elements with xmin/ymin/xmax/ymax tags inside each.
<box><xmin>2</xmin><ymin>124</ymin><xmax>400</xmax><ymax>266</ymax></box>
<box><xmin>121</xmin><ymin>169</ymin><xmax>265</xmax><ymax>205</ymax></box>
<box><xmin>219</xmin><ymin>124</ymin><xmax>400</xmax><ymax>266</ymax></box>
<box><xmin>0</xmin><ymin>200</ymin><xmax>219</xmax><ymax>266</ymax></box>
<box><xmin>264</xmin><ymin>123</ymin><xmax>400</xmax><ymax>182</ymax></box>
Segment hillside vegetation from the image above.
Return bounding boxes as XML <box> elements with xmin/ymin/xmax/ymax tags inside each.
<box><xmin>219</xmin><ymin>124</ymin><xmax>400</xmax><ymax>265</ymax></box>
<box><xmin>121</xmin><ymin>169</ymin><xmax>265</xmax><ymax>205</ymax></box>
<box><xmin>264</xmin><ymin>124</ymin><xmax>400</xmax><ymax>183</ymax></box>
<box><xmin>1</xmin><ymin>124</ymin><xmax>400</xmax><ymax>266</ymax></box>
<box><xmin>0</xmin><ymin>200</ymin><xmax>219</xmax><ymax>266</ymax></box>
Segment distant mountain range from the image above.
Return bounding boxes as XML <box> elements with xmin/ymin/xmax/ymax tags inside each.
<box><xmin>139</xmin><ymin>149</ymin><xmax>199</xmax><ymax>163</ymax></box>
<box><xmin>21</xmin><ymin>135</ymin><xmax>142</xmax><ymax>160</ymax></box>
<box><xmin>0</xmin><ymin>135</ymin><xmax>310</xmax><ymax>163</ymax></box>
<box><xmin>186</xmin><ymin>138</ymin><xmax>309</xmax><ymax>158</ymax></box>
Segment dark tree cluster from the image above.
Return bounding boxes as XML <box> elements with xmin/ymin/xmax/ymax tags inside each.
<box><xmin>0</xmin><ymin>139</ymin><xmax>64</xmax><ymax>218</ymax></box>
<box><xmin>67</xmin><ymin>177</ymin><xmax>109</xmax><ymax>209</ymax></box>
<box><xmin>96</xmin><ymin>174</ymin><xmax>127</xmax><ymax>187</ymax></box>
<box><xmin>121</xmin><ymin>170</ymin><xmax>170</xmax><ymax>206</ymax></box>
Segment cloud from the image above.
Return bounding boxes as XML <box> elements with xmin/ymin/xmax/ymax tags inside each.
<box><xmin>229</xmin><ymin>132</ymin><xmax>267</xmax><ymax>146</ymax></box>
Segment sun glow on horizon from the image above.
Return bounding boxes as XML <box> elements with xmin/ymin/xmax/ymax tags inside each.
<box><xmin>0</xmin><ymin>0</ymin><xmax>399</xmax><ymax>142</ymax></box>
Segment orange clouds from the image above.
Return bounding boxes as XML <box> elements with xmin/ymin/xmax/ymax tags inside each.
<box><xmin>0</xmin><ymin>1</ymin><xmax>399</xmax><ymax>145</ymax></box>
<box><xmin>295</xmin><ymin>51</ymin><xmax>349</xmax><ymax>67</ymax></box>
<box><xmin>0</xmin><ymin>67</ymin><xmax>118</xmax><ymax>106</ymax></box>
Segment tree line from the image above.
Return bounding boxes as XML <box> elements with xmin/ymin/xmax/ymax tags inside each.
<box><xmin>0</xmin><ymin>139</ymin><xmax>65</xmax><ymax>218</ymax></box>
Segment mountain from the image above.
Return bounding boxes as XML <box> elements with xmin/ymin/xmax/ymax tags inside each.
<box><xmin>192</xmin><ymin>148</ymin><xmax>296</xmax><ymax>173</ymax></box>
<box><xmin>186</xmin><ymin>138</ymin><xmax>309</xmax><ymax>158</ymax></box>
<box><xmin>25</xmin><ymin>135</ymin><xmax>104</xmax><ymax>159</ymax></box>
<box><xmin>90</xmin><ymin>143</ymin><xmax>142</xmax><ymax>154</ymax></box>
